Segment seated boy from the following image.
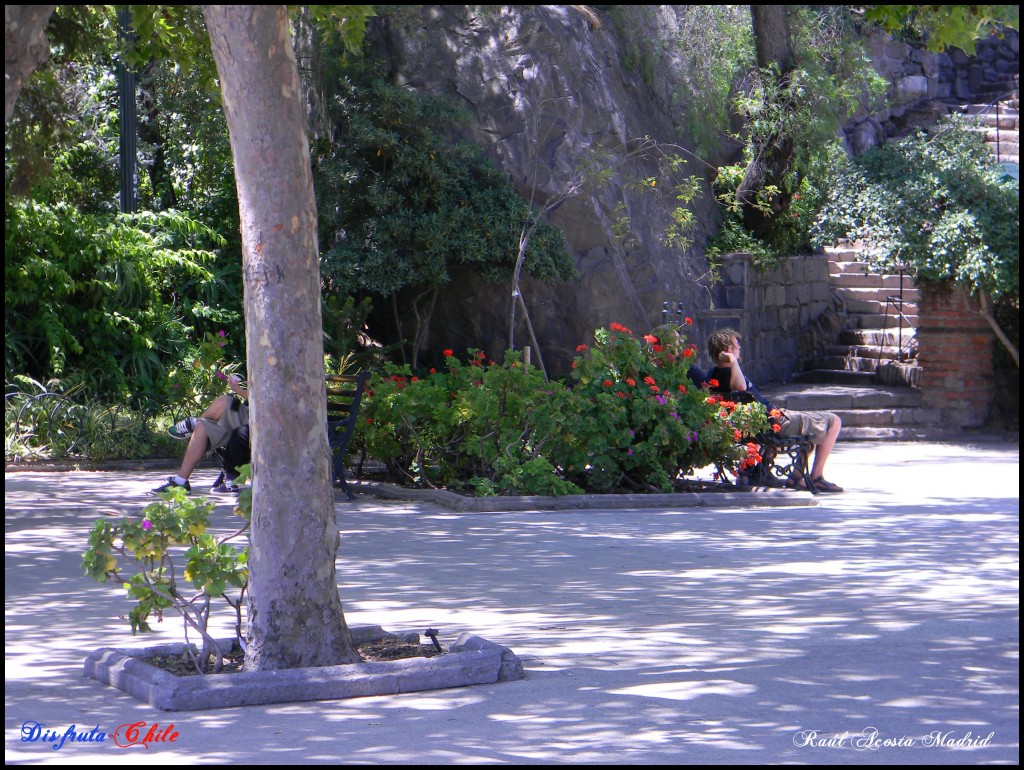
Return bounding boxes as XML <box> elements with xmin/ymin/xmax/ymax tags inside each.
<box><xmin>153</xmin><ymin>374</ymin><xmax>249</xmax><ymax>495</ymax></box>
<box><xmin>705</xmin><ymin>328</ymin><xmax>843</xmax><ymax>493</ymax></box>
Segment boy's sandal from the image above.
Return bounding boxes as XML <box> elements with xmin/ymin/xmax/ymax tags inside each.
<box><xmin>810</xmin><ymin>477</ymin><xmax>843</xmax><ymax>493</ymax></box>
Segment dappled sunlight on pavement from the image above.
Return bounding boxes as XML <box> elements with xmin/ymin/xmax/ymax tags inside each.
<box><xmin>5</xmin><ymin>440</ymin><xmax>1019</xmax><ymax>764</ymax></box>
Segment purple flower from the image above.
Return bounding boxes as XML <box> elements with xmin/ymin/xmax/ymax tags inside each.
<box><xmin>142</xmin><ymin>520</ymin><xmax>153</xmax><ymax>531</ymax></box>
<box><xmin>670</xmin><ymin>411</ymin><xmax>678</xmax><ymax>420</ymax></box>
<box><xmin>216</xmin><ymin>371</ymin><xmax>228</xmax><ymax>381</ymax></box>
<box><xmin>218</xmin><ymin>330</ymin><xmax>227</xmax><ymax>337</ymax></box>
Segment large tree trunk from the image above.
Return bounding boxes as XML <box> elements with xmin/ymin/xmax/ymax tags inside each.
<box><xmin>203</xmin><ymin>5</ymin><xmax>360</xmax><ymax>670</ymax></box>
<box><xmin>4</xmin><ymin>5</ymin><xmax>56</xmax><ymax>124</ymax></box>
<box><xmin>735</xmin><ymin>4</ymin><xmax>796</xmax><ymax>238</ymax></box>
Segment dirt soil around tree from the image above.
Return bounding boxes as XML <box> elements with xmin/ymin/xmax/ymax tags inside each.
<box><xmin>144</xmin><ymin>636</ymin><xmax>443</xmax><ymax>677</ymax></box>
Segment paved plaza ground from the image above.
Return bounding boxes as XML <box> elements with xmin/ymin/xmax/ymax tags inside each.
<box><xmin>4</xmin><ymin>439</ymin><xmax>1019</xmax><ymax>765</ymax></box>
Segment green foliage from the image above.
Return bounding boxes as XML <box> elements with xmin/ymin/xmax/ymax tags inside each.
<box><xmin>811</xmin><ymin>115</ymin><xmax>1019</xmax><ymax>301</ymax></box>
<box><xmin>5</xmin><ymin>199</ymin><xmax>233</xmax><ymax>406</ymax></box>
<box><xmin>356</xmin><ymin>324</ymin><xmax>767</xmax><ymax>494</ymax></box>
<box><xmin>708</xmin><ymin>7</ymin><xmax>889</xmax><ymax>264</ymax></box>
<box><xmin>82</xmin><ymin>485</ymin><xmax>250</xmax><ymax>673</ymax></box>
<box><xmin>671</xmin><ymin>5</ymin><xmax>757</xmax><ymax>158</ymax></box>
<box><xmin>315</xmin><ymin>75</ymin><xmax>575</xmax><ymax>296</ymax></box>
<box><xmin>861</xmin><ymin>5</ymin><xmax>1019</xmax><ymax>54</ymax></box>
<box><xmin>5</xmin><ymin>376</ymin><xmax>176</xmax><ymax>462</ymax></box>
<box><xmin>357</xmin><ymin>349</ymin><xmax>582</xmax><ymax>496</ymax></box>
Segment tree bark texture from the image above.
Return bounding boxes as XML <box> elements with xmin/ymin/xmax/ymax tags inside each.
<box><xmin>750</xmin><ymin>5</ymin><xmax>794</xmax><ymax>71</ymax></box>
<box><xmin>203</xmin><ymin>4</ymin><xmax>359</xmax><ymax>670</ymax></box>
<box><xmin>4</xmin><ymin>5</ymin><xmax>56</xmax><ymax>124</ymax></box>
<box><xmin>736</xmin><ymin>4</ymin><xmax>796</xmax><ymax>238</ymax></box>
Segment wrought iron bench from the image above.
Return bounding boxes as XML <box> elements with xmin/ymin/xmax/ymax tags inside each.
<box><xmin>326</xmin><ymin>371</ymin><xmax>370</xmax><ymax>500</ymax></box>
<box><xmin>714</xmin><ymin>390</ymin><xmax>818</xmax><ymax>494</ymax></box>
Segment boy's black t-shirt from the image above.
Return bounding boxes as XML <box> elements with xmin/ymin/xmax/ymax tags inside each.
<box><xmin>707</xmin><ymin>365</ymin><xmax>777</xmax><ymax>412</ymax></box>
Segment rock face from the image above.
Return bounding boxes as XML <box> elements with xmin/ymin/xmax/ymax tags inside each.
<box><xmin>374</xmin><ymin>6</ymin><xmax>722</xmax><ymax>375</ymax></box>
<box><xmin>369</xmin><ymin>7</ymin><xmax>1018</xmax><ymax>379</ymax></box>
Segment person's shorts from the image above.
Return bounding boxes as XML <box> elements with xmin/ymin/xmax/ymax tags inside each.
<box><xmin>197</xmin><ymin>396</ymin><xmax>249</xmax><ymax>451</ymax></box>
<box><xmin>777</xmin><ymin>408</ymin><xmax>837</xmax><ymax>444</ymax></box>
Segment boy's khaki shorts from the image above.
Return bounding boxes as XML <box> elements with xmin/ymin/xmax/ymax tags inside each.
<box><xmin>197</xmin><ymin>397</ymin><xmax>249</xmax><ymax>451</ymax></box>
<box><xmin>777</xmin><ymin>409</ymin><xmax>837</xmax><ymax>444</ymax></box>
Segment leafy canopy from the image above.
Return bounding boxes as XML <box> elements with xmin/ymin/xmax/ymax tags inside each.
<box><xmin>811</xmin><ymin>115</ymin><xmax>1019</xmax><ymax>301</ymax></box>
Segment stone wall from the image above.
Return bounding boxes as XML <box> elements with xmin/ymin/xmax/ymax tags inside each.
<box><xmin>686</xmin><ymin>252</ymin><xmax>834</xmax><ymax>385</ymax></box>
<box><xmin>916</xmin><ymin>284</ymin><xmax>997</xmax><ymax>428</ymax></box>
<box><xmin>842</xmin><ymin>27</ymin><xmax>1019</xmax><ymax>156</ymax></box>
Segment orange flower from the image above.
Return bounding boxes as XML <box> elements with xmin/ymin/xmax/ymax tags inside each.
<box><xmin>678</xmin><ymin>384</ymin><xmax>686</xmax><ymax>394</ymax></box>
<box><xmin>643</xmin><ymin>376</ymin><xmax>656</xmax><ymax>385</ymax></box>
<box><xmin>772</xmin><ymin>424</ymin><xmax>782</xmax><ymax>433</ymax></box>
<box><xmin>576</xmin><ymin>344</ymin><xmax>589</xmax><ymax>352</ymax></box>
<box><xmin>684</xmin><ymin>317</ymin><xmax>693</xmax><ymax>324</ymax></box>
<box><xmin>708</xmin><ymin>379</ymin><xmax>719</xmax><ymax>388</ymax></box>
<box><xmin>443</xmin><ymin>349</ymin><xmax>454</xmax><ymax>357</ymax></box>
<box><xmin>603</xmin><ymin>379</ymin><xmax>613</xmax><ymax>387</ymax></box>
<box><xmin>643</xmin><ymin>335</ymin><xmax>658</xmax><ymax>344</ymax></box>
<box><xmin>609</xmin><ymin>322</ymin><xmax>632</xmax><ymax>334</ymax></box>
<box><xmin>625</xmin><ymin>377</ymin><xmax>636</xmax><ymax>387</ymax></box>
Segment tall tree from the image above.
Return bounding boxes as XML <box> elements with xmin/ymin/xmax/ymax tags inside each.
<box><xmin>734</xmin><ymin>5</ymin><xmax>796</xmax><ymax>239</ymax></box>
<box><xmin>202</xmin><ymin>4</ymin><xmax>360</xmax><ymax>670</ymax></box>
<box><xmin>4</xmin><ymin>4</ymin><xmax>56</xmax><ymax>123</ymax></box>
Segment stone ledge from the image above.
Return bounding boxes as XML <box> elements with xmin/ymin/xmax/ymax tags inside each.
<box><xmin>84</xmin><ymin>625</ymin><xmax>523</xmax><ymax>712</ymax></box>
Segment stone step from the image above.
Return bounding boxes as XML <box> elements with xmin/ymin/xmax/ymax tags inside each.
<box><xmin>847</xmin><ymin>312</ymin><xmax>920</xmax><ymax>329</ymax></box>
<box><xmin>760</xmin><ymin>382</ymin><xmax>924</xmax><ymax>410</ymax></box>
<box><xmin>824</xmin><ymin>343</ymin><xmax>917</xmax><ymax>361</ymax></box>
<box><xmin>958</xmin><ymin>109</ymin><xmax>1020</xmax><ymax>129</ymax></box>
<box><xmin>970</xmin><ymin>125</ymin><xmax>1020</xmax><ymax>145</ymax></box>
<box><xmin>833</xmin><ymin>285</ymin><xmax>920</xmax><ymax>303</ymax></box>
<box><xmin>805</xmin><ymin>354</ymin><xmax>882</xmax><ymax>372</ymax></box>
<box><xmin>823</xmin><ymin>247</ymin><xmax>864</xmax><ymax>262</ymax></box>
<box><xmin>787</xmin><ymin>369</ymin><xmax>879</xmax><ymax>386</ymax></box>
<box><xmin>829</xmin><ymin>271</ymin><xmax>917</xmax><ymax>290</ymax></box>
<box><xmin>838</xmin><ymin>328</ymin><xmax>917</xmax><ymax>347</ymax></box>
<box><xmin>839</xmin><ymin>425</ymin><xmax>950</xmax><ymax>441</ymax></box>
<box><xmin>830</xmin><ymin>406</ymin><xmax>941</xmax><ymax>428</ymax></box>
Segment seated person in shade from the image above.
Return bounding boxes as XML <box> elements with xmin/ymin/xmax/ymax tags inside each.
<box><xmin>152</xmin><ymin>374</ymin><xmax>250</xmax><ymax>495</ymax></box>
<box><xmin>705</xmin><ymin>328</ymin><xmax>844</xmax><ymax>493</ymax></box>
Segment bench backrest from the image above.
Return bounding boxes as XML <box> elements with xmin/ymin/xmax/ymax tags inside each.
<box><xmin>326</xmin><ymin>370</ymin><xmax>369</xmax><ymax>443</ymax></box>
<box><xmin>325</xmin><ymin>371</ymin><xmax>369</xmax><ymax>498</ymax></box>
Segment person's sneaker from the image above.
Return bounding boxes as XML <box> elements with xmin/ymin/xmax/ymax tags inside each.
<box><xmin>168</xmin><ymin>416</ymin><xmax>198</xmax><ymax>440</ymax></box>
<box><xmin>210</xmin><ymin>480</ymin><xmax>240</xmax><ymax>494</ymax></box>
<box><xmin>150</xmin><ymin>477</ymin><xmax>191</xmax><ymax>495</ymax></box>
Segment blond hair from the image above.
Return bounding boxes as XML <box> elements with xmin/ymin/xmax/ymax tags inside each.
<box><xmin>707</xmin><ymin>328</ymin><xmax>740</xmax><ymax>362</ymax></box>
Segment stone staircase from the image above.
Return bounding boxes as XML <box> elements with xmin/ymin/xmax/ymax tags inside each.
<box><xmin>762</xmin><ymin>80</ymin><xmax>1019</xmax><ymax>441</ymax></box>
<box><xmin>944</xmin><ymin>78</ymin><xmax>1019</xmax><ymax>167</ymax></box>
<box><xmin>760</xmin><ymin>244</ymin><xmax>935</xmax><ymax>441</ymax></box>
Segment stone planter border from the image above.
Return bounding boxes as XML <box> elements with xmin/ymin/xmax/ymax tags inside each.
<box><xmin>84</xmin><ymin>625</ymin><xmax>523</xmax><ymax>711</ymax></box>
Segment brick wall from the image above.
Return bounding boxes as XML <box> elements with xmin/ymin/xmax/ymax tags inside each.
<box><xmin>916</xmin><ymin>283</ymin><xmax>997</xmax><ymax>428</ymax></box>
